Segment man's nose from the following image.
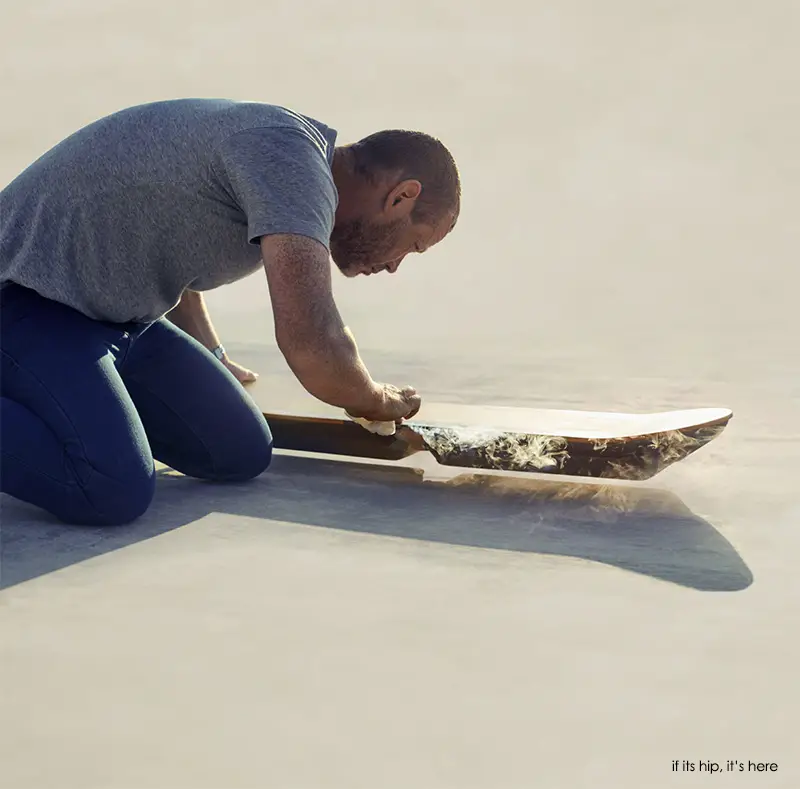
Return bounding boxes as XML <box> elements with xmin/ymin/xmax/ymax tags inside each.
<box><xmin>386</xmin><ymin>255</ymin><xmax>406</xmax><ymax>274</ymax></box>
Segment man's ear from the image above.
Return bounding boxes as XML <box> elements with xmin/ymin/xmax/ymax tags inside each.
<box><xmin>383</xmin><ymin>179</ymin><xmax>422</xmax><ymax>217</ymax></box>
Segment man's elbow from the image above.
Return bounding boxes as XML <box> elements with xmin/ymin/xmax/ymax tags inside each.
<box><xmin>276</xmin><ymin>330</ymin><xmax>320</xmax><ymax>371</ymax></box>
<box><xmin>276</xmin><ymin>325</ymin><xmax>347</xmax><ymax>379</ymax></box>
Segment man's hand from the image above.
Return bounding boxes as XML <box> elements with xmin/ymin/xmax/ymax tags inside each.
<box><xmin>347</xmin><ymin>384</ymin><xmax>421</xmax><ymax>423</ymax></box>
<box><xmin>221</xmin><ymin>357</ymin><xmax>259</xmax><ymax>384</ymax></box>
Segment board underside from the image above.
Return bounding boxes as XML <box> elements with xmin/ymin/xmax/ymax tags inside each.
<box><xmin>256</xmin><ymin>402</ymin><xmax>733</xmax><ymax>481</ymax></box>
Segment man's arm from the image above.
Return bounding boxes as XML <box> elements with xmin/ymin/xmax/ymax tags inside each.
<box><xmin>166</xmin><ymin>290</ymin><xmax>257</xmax><ymax>382</ymax></box>
<box><xmin>166</xmin><ymin>290</ymin><xmax>223</xmax><ymax>351</ymax></box>
<box><xmin>261</xmin><ymin>233</ymin><xmax>385</xmax><ymax>415</ymax></box>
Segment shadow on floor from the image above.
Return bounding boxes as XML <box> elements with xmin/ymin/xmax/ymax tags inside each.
<box><xmin>1</xmin><ymin>452</ymin><xmax>752</xmax><ymax>592</ymax></box>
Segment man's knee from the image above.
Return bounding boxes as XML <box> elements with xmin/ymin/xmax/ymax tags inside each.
<box><xmin>212</xmin><ymin>428</ymin><xmax>273</xmax><ymax>482</ymax></box>
<box><xmin>78</xmin><ymin>467</ymin><xmax>156</xmax><ymax>526</ymax></box>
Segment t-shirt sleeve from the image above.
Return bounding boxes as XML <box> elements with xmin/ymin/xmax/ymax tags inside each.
<box><xmin>213</xmin><ymin>125</ymin><xmax>338</xmax><ymax>250</ymax></box>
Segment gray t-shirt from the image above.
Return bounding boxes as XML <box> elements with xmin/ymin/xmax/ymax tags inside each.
<box><xmin>0</xmin><ymin>99</ymin><xmax>338</xmax><ymax>323</ymax></box>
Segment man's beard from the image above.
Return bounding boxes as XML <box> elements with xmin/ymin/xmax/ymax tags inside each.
<box><xmin>330</xmin><ymin>217</ymin><xmax>405</xmax><ymax>276</ymax></box>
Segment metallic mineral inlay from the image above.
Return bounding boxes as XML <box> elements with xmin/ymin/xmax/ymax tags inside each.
<box><xmin>409</xmin><ymin>425</ymin><xmax>571</xmax><ymax>472</ymax></box>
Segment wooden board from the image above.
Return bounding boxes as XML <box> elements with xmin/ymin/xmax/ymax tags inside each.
<box><xmin>244</xmin><ymin>382</ymin><xmax>732</xmax><ymax>481</ymax></box>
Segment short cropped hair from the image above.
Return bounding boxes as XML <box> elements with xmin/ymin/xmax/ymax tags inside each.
<box><xmin>349</xmin><ymin>130</ymin><xmax>461</xmax><ymax>225</ymax></box>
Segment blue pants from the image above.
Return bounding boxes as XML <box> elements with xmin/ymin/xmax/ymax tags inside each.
<box><xmin>0</xmin><ymin>284</ymin><xmax>273</xmax><ymax>526</ymax></box>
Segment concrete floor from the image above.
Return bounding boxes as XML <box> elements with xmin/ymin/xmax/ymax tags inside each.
<box><xmin>2</xmin><ymin>440</ymin><xmax>799</xmax><ymax>788</ymax></box>
<box><xmin>3</xmin><ymin>0</ymin><xmax>800</xmax><ymax>785</ymax></box>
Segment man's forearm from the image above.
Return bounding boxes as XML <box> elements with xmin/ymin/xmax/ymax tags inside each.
<box><xmin>281</xmin><ymin>326</ymin><xmax>382</xmax><ymax>414</ymax></box>
<box><xmin>166</xmin><ymin>290</ymin><xmax>224</xmax><ymax>354</ymax></box>
<box><xmin>260</xmin><ymin>232</ymin><xmax>385</xmax><ymax>414</ymax></box>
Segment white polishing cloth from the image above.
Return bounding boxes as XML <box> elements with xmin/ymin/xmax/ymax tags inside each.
<box><xmin>346</xmin><ymin>413</ymin><xmax>397</xmax><ymax>436</ymax></box>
